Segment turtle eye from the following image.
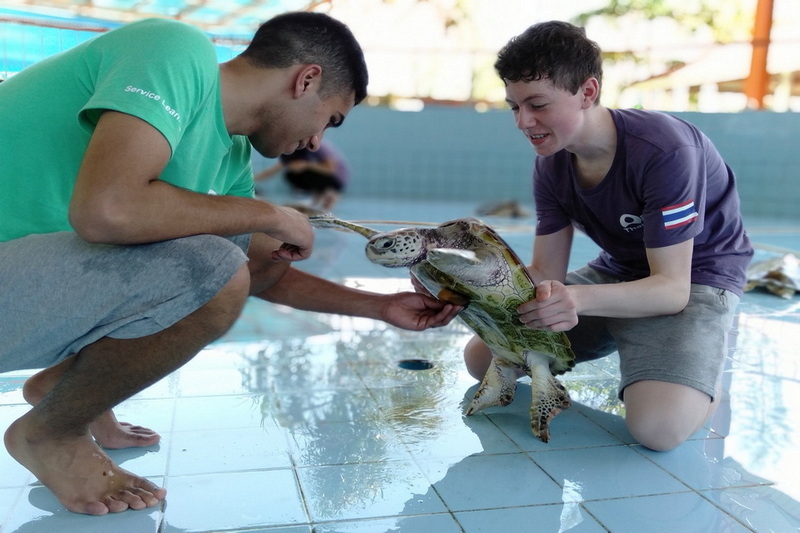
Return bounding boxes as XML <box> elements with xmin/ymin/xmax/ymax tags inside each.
<box><xmin>379</xmin><ymin>238</ymin><xmax>395</xmax><ymax>250</ymax></box>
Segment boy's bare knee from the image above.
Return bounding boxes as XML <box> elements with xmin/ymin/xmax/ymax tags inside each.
<box><xmin>626</xmin><ymin>418</ymin><xmax>688</xmax><ymax>451</ymax></box>
<box><xmin>622</xmin><ymin>380</ymin><xmax>713</xmax><ymax>451</ymax></box>
<box><xmin>464</xmin><ymin>336</ymin><xmax>493</xmax><ymax>380</ymax></box>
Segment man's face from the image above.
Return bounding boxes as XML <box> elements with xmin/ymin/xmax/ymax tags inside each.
<box><xmin>249</xmin><ymin>90</ymin><xmax>355</xmax><ymax>158</ymax></box>
<box><xmin>504</xmin><ymin>78</ymin><xmax>586</xmax><ymax>157</ymax></box>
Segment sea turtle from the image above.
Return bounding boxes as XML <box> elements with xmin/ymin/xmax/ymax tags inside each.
<box><xmin>310</xmin><ymin>215</ymin><xmax>575</xmax><ymax>442</ymax></box>
<box><xmin>745</xmin><ymin>253</ymin><xmax>799</xmax><ymax>299</ymax></box>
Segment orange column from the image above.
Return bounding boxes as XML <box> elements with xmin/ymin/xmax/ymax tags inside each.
<box><xmin>744</xmin><ymin>0</ymin><xmax>775</xmax><ymax>110</ymax></box>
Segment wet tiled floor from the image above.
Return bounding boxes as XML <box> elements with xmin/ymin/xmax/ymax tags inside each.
<box><xmin>1</xmin><ymin>199</ymin><xmax>799</xmax><ymax>532</ymax></box>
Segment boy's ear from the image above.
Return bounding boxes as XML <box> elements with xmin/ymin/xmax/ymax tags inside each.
<box><xmin>292</xmin><ymin>64</ymin><xmax>323</xmax><ymax>98</ymax></box>
<box><xmin>581</xmin><ymin>77</ymin><xmax>600</xmax><ymax>108</ymax></box>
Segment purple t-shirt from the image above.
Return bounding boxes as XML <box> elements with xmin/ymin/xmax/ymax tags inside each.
<box><xmin>534</xmin><ymin>108</ymin><xmax>753</xmax><ymax>295</ymax></box>
<box><xmin>280</xmin><ymin>142</ymin><xmax>350</xmax><ymax>187</ymax></box>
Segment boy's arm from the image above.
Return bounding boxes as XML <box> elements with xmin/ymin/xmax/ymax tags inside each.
<box><xmin>528</xmin><ymin>225</ymin><xmax>574</xmax><ymax>283</ymax></box>
<box><xmin>570</xmin><ymin>239</ymin><xmax>693</xmax><ymax>318</ymax></box>
<box><xmin>520</xmin><ymin>238</ymin><xmax>693</xmax><ymax>332</ymax></box>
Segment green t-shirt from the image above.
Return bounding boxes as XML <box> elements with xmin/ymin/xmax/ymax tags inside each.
<box><xmin>0</xmin><ymin>18</ymin><xmax>254</xmax><ymax>242</ymax></box>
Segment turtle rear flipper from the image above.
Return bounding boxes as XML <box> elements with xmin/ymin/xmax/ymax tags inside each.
<box><xmin>527</xmin><ymin>352</ymin><xmax>572</xmax><ymax>442</ymax></box>
<box><xmin>465</xmin><ymin>358</ymin><xmax>518</xmax><ymax>415</ymax></box>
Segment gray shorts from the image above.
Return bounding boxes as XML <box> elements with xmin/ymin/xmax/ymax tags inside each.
<box><xmin>565</xmin><ymin>266</ymin><xmax>740</xmax><ymax>401</ymax></box>
<box><xmin>0</xmin><ymin>232</ymin><xmax>250</xmax><ymax>372</ymax></box>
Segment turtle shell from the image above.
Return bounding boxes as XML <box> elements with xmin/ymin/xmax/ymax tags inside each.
<box><xmin>365</xmin><ymin>218</ymin><xmax>575</xmax><ymax>375</ymax></box>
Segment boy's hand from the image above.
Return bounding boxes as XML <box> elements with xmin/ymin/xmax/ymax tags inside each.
<box><xmin>517</xmin><ymin>280</ymin><xmax>578</xmax><ymax>332</ymax></box>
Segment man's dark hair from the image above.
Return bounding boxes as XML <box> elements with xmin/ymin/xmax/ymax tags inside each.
<box><xmin>241</xmin><ymin>12</ymin><xmax>368</xmax><ymax>104</ymax></box>
<box><xmin>495</xmin><ymin>21</ymin><xmax>603</xmax><ymax>100</ymax></box>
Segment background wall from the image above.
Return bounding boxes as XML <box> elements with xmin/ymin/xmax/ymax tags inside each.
<box><xmin>254</xmin><ymin>106</ymin><xmax>799</xmax><ymax>222</ymax></box>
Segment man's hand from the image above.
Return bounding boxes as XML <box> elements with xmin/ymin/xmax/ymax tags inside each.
<box><xmin>517</xmin><ymin>280</ymin><xmax>578</xmax><ymax>332</ymax></box>
<box><xmin>379</xmin><ymin>292</ymin><xmax>462</xmax><ymax>331</ymax></box>
<box><xmin>268</xmin><ymin>205</ymin><xmax>314</xmax><ymax>262</ymax></box>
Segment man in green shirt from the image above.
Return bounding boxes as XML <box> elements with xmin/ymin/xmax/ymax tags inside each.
<box><xmin>0</xmin><ymin>13</ymin><xmax>459</xmax><ymax>515</ymax></box>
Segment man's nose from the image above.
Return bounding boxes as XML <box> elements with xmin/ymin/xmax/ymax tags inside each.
<box><xmin>306</xmin><ymin>133</ymin><xmax>323</xmax><ymax>152</ymax></box>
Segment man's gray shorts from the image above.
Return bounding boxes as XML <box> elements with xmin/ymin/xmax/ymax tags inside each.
<box><xmin>0</xmin><ymin>232</ymin><xmax>250</xmax><ymax>372</ymax></box>
<box><xmin>566</xmin><ymin>266</ymin><xmax>740</xmax><ymax>401</ymax></box>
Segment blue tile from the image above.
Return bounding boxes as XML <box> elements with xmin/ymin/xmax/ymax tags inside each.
<box><xmin>296</xmin><ymin>460</ymin><xmax>446</xmax><ymax>522</ymax></box>
<box><xmin>108</xmin><ymin>397</ymin><xmax>177</xmax><ymax>437</ymax></box>
<box><xmin>455</xmin><ymin>504</ymin><xmax>606</xmax><ymax>532</ymax></box>
<box><xmin>530</xmin><ymin>445</ymin><xmax>688</xmax><ymax>501</ymax></box>
<box><xmin>635</xmin><ymin>441</ymin><xmax>771</xmax><ymax>492</ymax></box>
<box><xmin>271</xmin><ymin>389</ymin><xmax>382</xmax><ymax>426</ymax></box>
<box><xmin>701</xmin><ymin>486</ymin><xmax>800</xmax><ymax>533</ymax></box>
<box><xmin>490</xmin><ymin>405</ymin><xmax>625</xmax><ymax>451</ymax></box>
<box><xmin>171</xmin><ymin>395</ymin><xmax>270</xmax><ymax>432</ymax></box>
<box><xmin>2</xmin><ymin>483</ymin><xmax>163</xmax><ymax>533</ymax></box>
<box><xmin>162</xmin><ymin>470</ymin><xmax>305</xmax><ymax>531</ymax></box>
<box><xmin>167</xmin><ymin>426</ymin><xmax>292</xmax><ymax>476</ymax></box>
<box><xmin>584</xmin><ymin>492</ymin><xmax>752</xmax><ymax>532</ymax></box>
<box><xmin>287</xmin><ymin>420</ymin><xmax>410</xmax><ymax>467</ymax></box>
<box><xmin>0</xmin><ymin>487</ymin><xmax>24</xmax><ymax>525</ymax></box>
<box><xmin>228</xmin><ymin>526</ymin><xmax>315</xmax><ymax>533</ymax></box>
<box><xmin>313</xmin><ymin>514</ymin><xmax>462</xmax><ymax>533</ymax></box>
<box><xmin>417</xmin><ymin>453</ymin><xmax>564</xmax><ymax>511</ymax></box>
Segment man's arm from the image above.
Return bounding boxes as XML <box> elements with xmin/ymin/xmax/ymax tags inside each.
<box><xmin>68</xmin><ymin>111</ymin><xmax>312</xmax><ymax>260</ymax></box>
<box><xmin>247</xmin><ymin>233</ymin><xmax>461</xmax><ymax>331</ymax></box>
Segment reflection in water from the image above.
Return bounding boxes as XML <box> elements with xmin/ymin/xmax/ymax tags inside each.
<box><xmin>559</xmin><ymin>479</ymin><xmax>585</xmax><ymax>532</ymax></box>
<box><xmin>217</xmin><ymin>280</ymin><xmax>800</xmax><ymax>527</ymax></box>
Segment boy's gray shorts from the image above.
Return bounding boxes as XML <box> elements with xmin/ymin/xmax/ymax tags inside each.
<box><xmin>0</xmin><ymin>232</ymin><xmax>250</xmax><ymax>373</ymax></box>
<box><xmin>565</xmin><ymin>266</ymin><xmax>740</xmax><ymax>401</ymax></box>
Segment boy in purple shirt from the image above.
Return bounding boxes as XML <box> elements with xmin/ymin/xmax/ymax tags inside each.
<box><xmin>464</xmin><ymin>21</ymin><xmax>752</xmax><ymax>451</ymax></box>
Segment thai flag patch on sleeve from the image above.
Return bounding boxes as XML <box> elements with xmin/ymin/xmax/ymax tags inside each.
<box><xmin>662</xmin><ymin>200</ymin><xmax>698</xmax><ymax>229</ymax></box>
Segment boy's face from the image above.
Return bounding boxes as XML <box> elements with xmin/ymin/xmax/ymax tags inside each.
<box><xmin>504</xmin><ymin>78</ymin><xmax>587</xmax><ymax>157</ymax></box>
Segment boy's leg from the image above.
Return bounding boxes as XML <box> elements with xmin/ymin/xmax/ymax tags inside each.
<box><xmin>4</xmin><ymin>264</ymin><xmax>250</xmax><ymax>515</ymax></box>
<box><xmin>622</xmin><ymin>380</ymin><xmax>719</xmax><ymax>451</ymax></box>
<box><xmin>614</xmin><ymin>285</ymin><xmax>739</xmax><ymax>451</ymax></box>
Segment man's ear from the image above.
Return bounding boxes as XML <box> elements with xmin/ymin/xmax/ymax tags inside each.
<box><xmin>292</xmin><ymin>64</ymin><xmax>323</xmax><ymax>98</ymax></box>
<box><xmin>580</xmin><ymin>77</ymin><xmax>600</xmax><ymax>108</ymax></box>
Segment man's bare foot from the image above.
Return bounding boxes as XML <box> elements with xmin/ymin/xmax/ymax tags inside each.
<box><xmin>22</xmin><ymin>363</ymin><xmax>161</xmax><ymax>449</ymax></box>
<box><xmin>4</xmin><ymin>414</ymin><xmax>167</xmax><ymax>515</ymax></box>
<box><xmin>90</xmin><ymin>411</ymin><xmax>161</xmax><ymax>449</ymax></box>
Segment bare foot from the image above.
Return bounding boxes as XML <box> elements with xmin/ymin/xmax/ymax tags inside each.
<box><xmin>90</xmin><ymin>411</ymin><xmax>161</xmax><ymax>449</ymax></box>
<box><xmin>4</xmin><ymin>414</ymin><xmax>167</xmax><ymax>515</ymax></box>
<box><xmin>22</xmin><ymin>363</ymin><xmax>161</xmax><ymax>449</ymax></box>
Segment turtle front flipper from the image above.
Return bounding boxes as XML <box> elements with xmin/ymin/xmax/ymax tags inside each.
<box><xmin>427</xmin><ymin>248</ymin><xmax>503</xmax><ymax>287</ymax></box>
<box><xmin>465</xmin><ymin>357</ymin><xmax>518</xmax><ymax>415</ymax></box>
<box><xmin>526</xmin><ymin>351</ymin><xmax>571</xmax><ymax>443</ymax></box>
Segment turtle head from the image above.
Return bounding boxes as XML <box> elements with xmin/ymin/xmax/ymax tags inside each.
<box><xmin>365</xmin><ymin>229</ymin><xmax>426</xmax><ymax>267</ymax></box>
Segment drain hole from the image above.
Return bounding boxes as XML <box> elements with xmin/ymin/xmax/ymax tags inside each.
<box><xmin>397</xmin><ymin>358</ymin><xmax>434</xmax><ymax>371</ymax></box>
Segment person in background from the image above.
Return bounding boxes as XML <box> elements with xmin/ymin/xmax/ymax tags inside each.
<box><xmin>462</xmin><ymin>21</ymin><xmax>752</xmax><ymax>451</ymax></box>
<box><xmin>255</xmin><ymin>140</ymin><xmax>349</xmax><ymax>211</ymax></box>
<box><xmin>0</xmin><ymin>12</ymin><xmax>459</xmax><ymax>516</ymax></box>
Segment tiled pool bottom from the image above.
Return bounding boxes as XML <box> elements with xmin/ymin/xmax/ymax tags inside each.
<box><xmin>1</xmin><ymin>200</ymin><xmax>799</xmax><ymax>533</ymax></box>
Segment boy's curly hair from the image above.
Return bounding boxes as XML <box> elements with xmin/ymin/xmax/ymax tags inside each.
<box><xmin>495</xmin><ymin>21</ymin><xmax>603</xmax><ymax>100</ymax></box>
